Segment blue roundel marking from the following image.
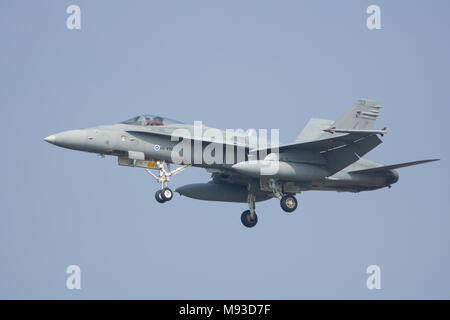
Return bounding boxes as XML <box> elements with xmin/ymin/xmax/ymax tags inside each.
<box><xmin>154</xmin><ymin>144</ymin><xmax>160</xmax><ymax>151</ymax></box>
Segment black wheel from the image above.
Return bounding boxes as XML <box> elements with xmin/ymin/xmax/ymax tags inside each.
<box><xmin>155</xmin><ymin>190</ymin><xmax>165</xmax><ymax>203</ymax></box>
<box><xmin>241</xmin><ymin>210</ymin><xmax>258</xmax><ymax>228</ymax></box>
<box><xmin>161</xmin><ymin>187</ymin><xmax>173</xmax><ymax>201</ymax></box>
<box><xmin>280</xmin><ymin>195</ymin><xmax>297</xmax><ymax>213</ymax></box>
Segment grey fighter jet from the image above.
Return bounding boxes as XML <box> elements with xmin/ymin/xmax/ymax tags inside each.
<box><xmin>44</xmin><ymin>99</ymin><xmax>438</xmax><ymax>228</ymax></box>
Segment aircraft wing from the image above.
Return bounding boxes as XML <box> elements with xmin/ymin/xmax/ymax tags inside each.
<box><xmin>348</xmin><ymin>159</ymin><xmax>440</xmax><ymax>174</ymax></box>
<box><xmin>126</xmin><ymin>129</ymin><xmax>249</xmax><ymax>149</ymax></box>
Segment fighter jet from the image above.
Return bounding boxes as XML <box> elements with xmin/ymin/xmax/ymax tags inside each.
<box><xmin>44</xmin><ymin>99</ymin><xmax>438</xmax><ymax>228</ymax></box>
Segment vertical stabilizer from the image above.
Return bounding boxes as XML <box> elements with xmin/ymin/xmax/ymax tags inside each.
<box><xmin>295</xmin><ymin>118</ymin><xmax>334</xmax><ymax>142</ymax></box>
<box><xmin>333</xmin><ymin>99</ymin><xmax>381</xmax><ymax>130</ymax></box>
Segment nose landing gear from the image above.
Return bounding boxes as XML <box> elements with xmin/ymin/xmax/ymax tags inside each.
<box><xmin>155</xmin><ymin>187</ymin><xmax>173</xmax><ymax>203</ymax></box>
<box><xmin>146</xmin><ymin>161</ymin><xmax>189</xmax><ymax>203</ymax></box>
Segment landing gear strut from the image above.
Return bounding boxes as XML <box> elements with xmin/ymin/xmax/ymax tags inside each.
<box><xmin>146</xmin><ymin>161</ymin><xmax>189</xmax><ymax>203</ymax></box>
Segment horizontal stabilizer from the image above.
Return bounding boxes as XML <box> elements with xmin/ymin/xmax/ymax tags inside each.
<box><xmin>349</xmin><ymin>159</ymin><xmax>440</xmax><ymax>174</ymax></box>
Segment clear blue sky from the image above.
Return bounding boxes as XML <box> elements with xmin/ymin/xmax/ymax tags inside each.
<box><xmin>0</xmin><ymin>0</ymin><xmax>449</xmax><ymax>299</ymax></box>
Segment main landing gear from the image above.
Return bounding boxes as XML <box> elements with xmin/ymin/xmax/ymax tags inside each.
<box><xmin>280</xmin><ymin>195</ymin><xmax>298</xmax><ymax>213</ymax></box>
<box><xmin>241</xmin><ymin>193</ymin><xmax>258</xmax><ymax>228</ymax></box>
<box><xmin>146</xmin><ymin>161</ymin><xmax>189</xmax><ymax>204</ymax></box>
<box><xmin>239</xmin><ymin>179</ymin><xmax>300</xmax><ymax>228</ymax></box>
<box><xmin>269</xmin><ymin>178</ymin><xmax>298</xmax><ymax>213</ymax></box>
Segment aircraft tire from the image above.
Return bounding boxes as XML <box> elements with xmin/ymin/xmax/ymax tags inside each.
<box><xmin>280</xmin><ymin>195</ymin><xmax>297</xmax><ymax>213</ymax></box>
<box><xmin>241</xmin><ymin>210</ymin><xmax>258</xmax><ymax>228</ymax></box>
<box><xmin>161</xmin><ymin>187</ymin><xmax>173</xmax><ymax>201</ymax></box>
<box><xmin>155</xmin><ymin>190</ymin><xmax>166</xmax><ymax>203</ymax></box>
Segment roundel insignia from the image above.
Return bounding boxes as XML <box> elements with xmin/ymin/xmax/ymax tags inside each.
<box><xmin>154</xmin><ymin>144</ymin><xmax>161</xmax><ymax>151</ymax></box>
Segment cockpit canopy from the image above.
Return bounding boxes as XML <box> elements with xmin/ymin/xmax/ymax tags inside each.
<box><xmin>121</xmin><ymin>114</ymin><xmax>182</xmax><ymax>126</ymax></box>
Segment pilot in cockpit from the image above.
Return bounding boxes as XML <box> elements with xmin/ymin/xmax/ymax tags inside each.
<box><xmin>145</xmin><ymin>116</ymin><xmax>163</xmax><ymax>126</ymax></box>
<box><xmin>152</xmin><ymin>117</ymin><xmax>163</xmax><ymax>125</ymax></box>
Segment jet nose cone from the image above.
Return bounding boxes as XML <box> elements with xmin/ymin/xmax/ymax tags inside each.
<box><xmin>43</xmin><ymin>130</ymin><xmax>87</xmax><ymax>150</ymax></box>
<box><xmin>44</xmin><ymin>135</ymin><xmax>56</xmax><ymax>144</ymax></box>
